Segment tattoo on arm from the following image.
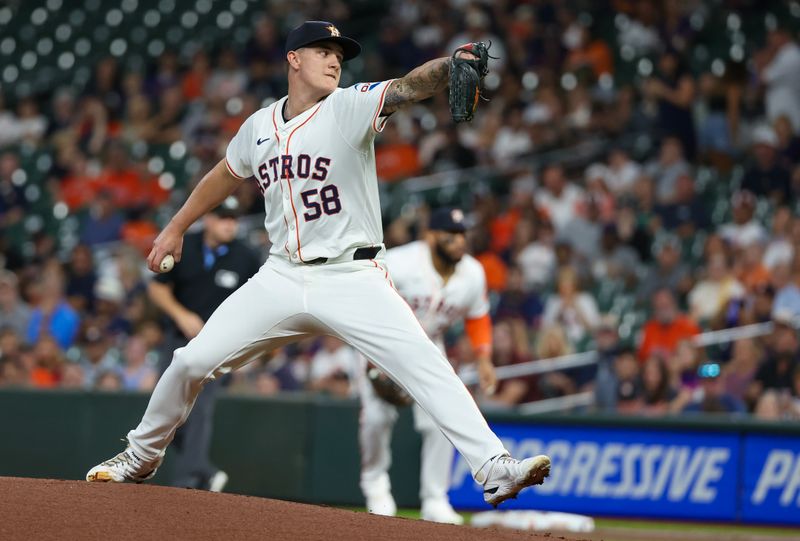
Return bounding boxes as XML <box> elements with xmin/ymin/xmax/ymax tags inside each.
<box><xmin>381</xmin><ymin>58</ymin><xmax>450</xmax><ymax>115</ymax></box>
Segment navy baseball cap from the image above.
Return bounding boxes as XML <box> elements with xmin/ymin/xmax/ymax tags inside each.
<box><xmin>429</xmin><ymin>208</ymin><xmax>467</xmax><ymax>233</ymax></box>
<box><xmin>285</xmin><ymin>21</ymin><xmax>361</xmax><ymax>61</ymax></box>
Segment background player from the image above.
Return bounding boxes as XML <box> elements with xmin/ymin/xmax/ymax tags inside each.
<box><xmin>360</xmin><ymin>207</ymin><xmax>497</xmax><ymax>524</ymax></box>
<box><xmin>86</xmin><ymin>20</ymin><xmax>550</xmax><ymax>507</ymax></box>
<box><xmin>148</xmin><ymin>196</ymin><xmax>260</xmax><ymax>492</ymax></box>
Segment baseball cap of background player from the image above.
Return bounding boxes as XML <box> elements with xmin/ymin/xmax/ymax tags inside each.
<box><xmin>210</xmin><ymin>196</ymin><xmax>241</xmax><ymax>219</ymax></box>
<box><xmin>284</xmin><ymin>20</ymin><xmax>362</xmax><ymax>61</ymax></box>
<box><xmin>429</xmin><ymin>207</ymin><xmax>468</xmax><ymax>233</ymax></box>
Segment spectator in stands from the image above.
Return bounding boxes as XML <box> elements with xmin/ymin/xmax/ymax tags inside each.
<box><xmin>64</xmin><ymin>244</ymin><xmax>97</xmax><ymax>314</ymax></box>
<box><xmin>559</xmin><ymin>195</ymin><xmax>603</xmax><ymax>263</ymax></box>
<box><xmin>182</xmin><ymin>50</ymin><xmax>212</xmax><ymax>102</ymax></box>
<box><xmin>0</xmin><ymin>152</ymin><xmax>29</xmax><ymax>234</ymax></box>
<box><xmin>0</xmin><ymin>270</ymin><xmax>32</xmax><ymax>340</ymax></box>
<box><xmin>718</xmin><ymin>190</ymin><xmax>768</xmax><ymax>249</ymax></box>
<box><xmin>307</xmin><ymin>337</ymin><xmax>359</xmax><ymax>398</ymax></box>
<box><xmin>206</xmin><ymin>47</ymin><xmax>248</xmax><ymax>102</ymax></box>
<box><xmin>723</xmin><ymin>337</ymin><xmax>763</xmax><ymax>410</ymax></box>
<box><xmin>736</xmin><ymin>242</ymin><xmax>771</xmax><ymax>293</ymax></box>
<box><xmin>763</xmin><ymin>206</ymin><xmax>795</xmax><ymax>271</ymax></box>
<box><xmin>95</xmin><ymin>370</ymin><xmax>124</xmax><ymax>391</ymax></box>
<box><xmin>535</xmin><ymin>324</ymin><xmax>576</xmax><ymax>398</ymax></box>
<box><xmin>375</xmin><ymin>123</ymin><xmax>420</xmax><ymax>182</ymax></box>
<box><xmin>494</xmin><ymin>266</ymin><xmax>543</xmax><ymax>328</ymax></box>
<box><xmin>120</xmin><ymin>334</ymin><xmax>157</xmax><ymax>392</ymax></box>
<box><xmin>90</xmin><ymin>276</ymin><xmax>131</xmax><ymax>338</ymax></box>
<box><xmin>25</xmin><ymin>260</ymin><xmax>80</xmax><ymax>351</ymax></box>
<box><xmin>445</xmin><ymin>7</ymin><xmax>507</xmax><ymax>71</ymax></box>
<box><xmin>591</xmin><ymin>224</ymin><xmax>640</xmax><ymax>286</ymax></box>
<box><xmin>756</xmin><ymin>25</ymin><xmax>800</xmax><ymax>132</ymax></box>
<box><xmin>655</xmin><ymin>172</ymin><xmax>709</xmax><ymax>233</ymax></box>
<box><xmin>644</xmin><ymin>136</ymin><xmax>692</xmax><ymax>205</ymax></box>
<box><xmin>592</xmin><ymin>314</ymin><xmax>622</xmax><ymax>412</ymax></box>
<box><xmin>772</xmin><ymin>263</ymin><xmax>800</xmax><ymax>319</ymax></box>
<box><xmin>614</xmin><ymin>349</ymin><xmax>643</xmax><ymax>414</ymax></box>
<box><xmin>60</xmin><ymin>362</ymin><xmax>86</xmax><ymax>389</ymax></box>
<box><xmin>638</xmin><ymin>288</ymin><xmax>700</xmax><ymax>361</ymax></box>
<box><xmin>516</xmin><ymin>218</ymin><xmax>556</xmax><ymax>291</ymax></box>
<box><xmin>696</xmin><ymin>65</ymin><xmax>744</xmax><ymax>168</ymax></box>
<box><xmin>484</xmin><ymin>320</ymin><xmax>536</xmax><ymax>407</ymax></box>
<box><xmin>79</xmin><ymin>190</ymin><xmax>125</xmax><ymax>246</ymax></box>
<box><xmin>773</xmin><ymin>114</ymin><xmax>800</xmax><ymax>168</ymax></box>
<box><xmin>491</xmin><ymin>106</ymin><xmax>533</xmax><ymax>163</ymax></box>
<box><xmin>425</xmin><ymin>125</ymin><xmax>477</xmax><ymax>173</ymax></box>
<box><xmin>644</xmin><ymin>49</ymin><xmax>696</xmax><ymax>161</ymax></box>
<box><xmin>682</xmin><ymin>362</ymin><xmax>745</xmax><ymax>414</ymax></box>
<box><xmin>741</xmin><ymin>126</ymin><xmax>793</xmax><ymax>205</ymax></box>
<box><xmin>146</xmin><ymin>50</ymin><xmax>181</xmax><ymax>100</ymax></box>
<box><xmin>636</xmin><ymin>235</ymin><xmax>692</xmax><ymax>306</ymax></box>
<box><xmin>688</xmin><ymin>253</ymin><xmax>745</xmax><ymax>324</ymax></box>
<box><xmin>563</xmin><ymin>23</ymin><xmax>613</xmax><ymax>79</ymax></box>
<box><xmin>640</xmin><ymin>354</ymin><xmax>678</xmax><ymax>415</ymax></box>
<box><xmin>29</xmin><ymin>336</ymin><xmax>66</xmax><ymax>389</ymax></box>
<box><xmin>76</xmin><ymin>325</ymin><xmax>120</xmax><ymax>388</ymax></box>
<box><xmin>605</xmin><ymin>148</ymin><xmax>641</xmax><ymax>198</ymax></box>
<box><xmin>748</xmin><ymin>310</ymin><xmax>799</xmax><ymax>407</ymax></box>
<box><xmin>542</xmin><ymin>266</ymin><xmax>599</xmax><ymax>347</ymax></box>
<box><xmin>534</xmin><ymin>164</ymin><xmax>586</xmax><ymax>233</ymax></box>
<box><xmin>13</xmin><ymin>97</ymin><xmax>48</xmax><ymax>146</ymax></box>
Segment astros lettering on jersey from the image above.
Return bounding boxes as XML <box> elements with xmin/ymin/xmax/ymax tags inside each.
<box><xmin>225</xmin><ymin>81</ymin><xmax>393</xmax><ymax>263</ymax></box>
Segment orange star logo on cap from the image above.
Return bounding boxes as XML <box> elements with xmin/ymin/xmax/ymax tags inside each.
<box><xmin>327</xmin><ymin>25</ymin><xmax>340</xmax><ymax>37</ymax></box>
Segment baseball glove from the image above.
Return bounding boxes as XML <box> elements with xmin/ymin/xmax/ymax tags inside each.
<box><xmin>366</xmin><ymin>365</ymin><xmax>413</xmax><ymax>407</ymax></box>
<box><xmin>448</xmin><ymin>41</ymin><xmax>492</xmax><ymax>123</ymax></box>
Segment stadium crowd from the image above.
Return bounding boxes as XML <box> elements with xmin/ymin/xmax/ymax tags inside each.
<box><xmin>0</xmin><ymin>0</ymin><xmax>799</xmax><ymax>420</ymax></box>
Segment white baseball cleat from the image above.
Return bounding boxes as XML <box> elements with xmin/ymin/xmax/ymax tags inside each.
<box><xmin>366</xmin><ymin>492</ymin><xmax>397</xmax><ymax>517</ymax></box>
<box><xmin>481</xmin><ymin>454</ymin><xmax>551</xmax><ymax>508</ymax></box>
<box><xmin>421</xmin><ymin>499</ymin><xmax>464</xmax><ymax>525</ymax></box>
<box><xmin>86</xmin><ymin>447</ymin><xmax>162</xmax><ymax>483</ymax></box>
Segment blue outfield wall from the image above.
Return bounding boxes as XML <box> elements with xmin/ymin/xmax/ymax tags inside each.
<box><xmin>448</xmin><ymin>422</ymin><xmax>800</xmax><ymax>525</ymax></box>
<box><xmin>1</xmin><ymin>390</ymin><xmax>799</xmax><ymax>525</ymax></box>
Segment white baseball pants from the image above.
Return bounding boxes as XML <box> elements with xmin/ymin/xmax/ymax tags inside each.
<box><xmin>358</xmin><ymin>363</ymin><xmax>455</xmax><ymax>503</ymax></box>
<box><xmin>127</xmin><ymin>255</ymin><xmax>507</xmax><ymax>476</ymax></box>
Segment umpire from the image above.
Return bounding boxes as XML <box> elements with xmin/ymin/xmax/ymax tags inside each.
<box><xmin>147</xmin><ymin>196</ymin><xmax>261</xmax><ymax>491</ymax></box>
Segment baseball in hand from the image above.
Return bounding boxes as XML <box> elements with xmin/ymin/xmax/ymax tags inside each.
<box><xmin>159</xmin><ymin>254</ymin><xmax>175</xmax><ymax>273</ymax></box>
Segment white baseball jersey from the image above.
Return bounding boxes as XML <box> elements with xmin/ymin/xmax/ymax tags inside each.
<box><xmin>386</xmin><ymin>240</ymin><xmax>489</xmax><ymax>347</ymax></box>
<box><xmin>225</xmin><ymin>81</ymin><xmax>394</xmax><ymax>262</ymax></box>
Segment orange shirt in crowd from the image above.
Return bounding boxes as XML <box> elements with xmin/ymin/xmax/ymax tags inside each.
<box><xmin>376</xmin><ymin>143</ymin><xmax>420</xmax><ymax>182</ymax></box>
<box><xmin>489</xmin><ymin>208</ymin><xmax>521</xmax><ymax>254</ymax></box>
<box><xmin>30</xmin><ymin>367</ymin><xmax>58</xmax><ymax>388</ymax></box>
<box><xmin>477</xmin><ymin>252</ymin><xmax>508</xmax><ymax>292</ymax></box>
<box><xmin>740</xmin><ymin>263</ymin><xmax>772</xmax><ymax>292</ymax></box>
<box><xmin>637</xmin><ymin>316</ymin><xmax>701</xmax><ymax>362</ymax></box>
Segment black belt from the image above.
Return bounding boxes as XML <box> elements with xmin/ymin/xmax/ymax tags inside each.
<box><xmin>304</xmin><ymin>246</ymin><xmax>381</xmax><ymax>265</ymax></box>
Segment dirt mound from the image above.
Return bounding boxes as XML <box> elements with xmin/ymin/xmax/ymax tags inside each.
<box><xmin>0</xmin><ymin>477</ymin><xmax>588</xmax><ymax>541</ymax></box>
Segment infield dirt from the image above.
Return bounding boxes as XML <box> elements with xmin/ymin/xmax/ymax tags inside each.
<box><xmin>0</xmin><ymin>477</ymin><xmax>587</xmax><ymax>541</ymax></box>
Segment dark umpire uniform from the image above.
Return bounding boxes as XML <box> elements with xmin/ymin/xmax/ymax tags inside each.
<box><xmin>149</xmin><ymin>197</ymin><xmax>261</xmax><ymax>491</ymax></box>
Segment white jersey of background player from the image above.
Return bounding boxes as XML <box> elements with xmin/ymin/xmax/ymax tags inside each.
<box><xmin>360</xmin><ymin>208</ymin><xmax>497</xmax><ymax>524</ymax></box>
<box><xmin>86</xmin><ymin>20</ymin><xmax>550</xmax><ymax>507</ymax></box>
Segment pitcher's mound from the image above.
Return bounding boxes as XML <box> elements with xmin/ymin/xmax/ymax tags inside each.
<box><xmin>0</xmin><ymin>477</ymin><xmax>588</xmax><ymax>540</ymax></box>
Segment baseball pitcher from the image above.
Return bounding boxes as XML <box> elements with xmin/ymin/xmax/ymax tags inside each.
<box><xmin>86</xmin><ymin>20</ymin><xmax>550</xmax><ymax>508</ymax></box>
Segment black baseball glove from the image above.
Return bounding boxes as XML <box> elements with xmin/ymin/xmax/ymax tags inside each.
<box><xmin>448</xmin><ymin>41</ymin><xmax>492</xmax><ymax>123</ymax></box>
<box><xmin>366</xmin><ymin>365</ymin><xmax>413</xmax><ymax>407</ymax></box>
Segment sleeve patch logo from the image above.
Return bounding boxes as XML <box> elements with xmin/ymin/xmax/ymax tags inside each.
<box><xmin>356</xmin><ymin>82</ymin><xmax>382</xmax><ymax>92</ymax></box>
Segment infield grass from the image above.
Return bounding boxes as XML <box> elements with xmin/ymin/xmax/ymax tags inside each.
<box><xmin>350</xmin><ymin>508</ymin><xmax>800</xmax><ymax>540</ymax></box>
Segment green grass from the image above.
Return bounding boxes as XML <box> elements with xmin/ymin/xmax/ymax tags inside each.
<box><xmin>594</xmin><ymin>518</ymin><xmax>800</xmax><ymax>538</ymax></box>
<box><xmin>347</xmin><ymin>507</ymin><xmax>800</xmax><ymax>538</ymax></box>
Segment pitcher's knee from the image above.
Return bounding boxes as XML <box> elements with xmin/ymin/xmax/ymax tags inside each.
<box><xmin>169</xmin><ymin>349</ymin><xmax>217</xmax><ymax>382</ymax></box>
